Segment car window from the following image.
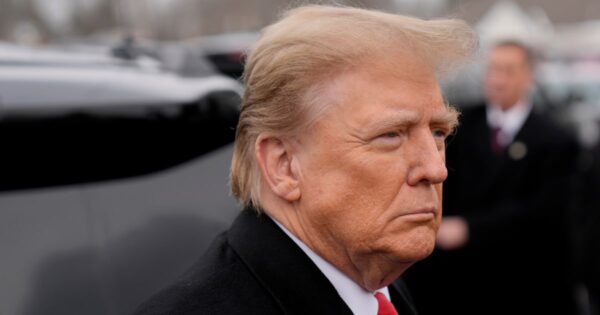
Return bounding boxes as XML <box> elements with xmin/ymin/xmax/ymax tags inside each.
<box><xmin>0</xmin><ymin>90</ymin><xmax>240</xmax><ymax>191</ymax></box>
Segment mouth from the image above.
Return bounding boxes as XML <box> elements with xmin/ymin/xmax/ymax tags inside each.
<box><xmin>398</xmin><ymin>207</ymin><xmax>437</xmax><ymax>221</ymax></box>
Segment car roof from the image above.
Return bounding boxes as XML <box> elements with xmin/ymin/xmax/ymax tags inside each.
<box><xmin>0</xmin><ymin>42</ymin><xmax>243</xmax><ymax>115</ymax></box>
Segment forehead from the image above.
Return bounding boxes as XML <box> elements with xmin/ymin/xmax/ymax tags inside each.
<box><xmin>321</xmin><ymin>58</ymin><xmax>447</xmax><ymax>123</ymax></box>
<box><xmin>489</xmin><ymin>45</ymin><xmax>528</xmax><ymax>64</ymax></box>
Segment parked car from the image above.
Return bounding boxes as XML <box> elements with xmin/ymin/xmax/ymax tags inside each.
<box><xmin>0</xmin><ymin>42</ymin><xmax>243</xmax><ymax>315</ymax></box>
<box><xmin>182</xmin><ymin>32</ymin><xmax>259</xmax><ymax>79</ymax></box>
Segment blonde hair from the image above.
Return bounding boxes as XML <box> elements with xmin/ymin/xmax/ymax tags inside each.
<box><xmin>230</xmin><ymin>5</ymin><xmax>477</xmax><ymax>210</ymax></box>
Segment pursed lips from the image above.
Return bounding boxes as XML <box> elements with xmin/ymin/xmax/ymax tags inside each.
<box><xmin>397</xmin><ymin>206</ymin><xmax>438</xmax><ymax>220</ymax></box>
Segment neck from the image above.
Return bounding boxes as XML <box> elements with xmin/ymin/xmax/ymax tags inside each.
<box><xmin>261</xmin><ymin>195</ymin><xmax>411</xmax><ymax>292</ymax></box>
<box><xmin>492</xmin><ymin>95</ymin><xmax>527</xmax><ymax>112</ymax></box>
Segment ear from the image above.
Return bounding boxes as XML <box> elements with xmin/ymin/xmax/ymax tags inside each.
<box><xmin>255</xmin><ymin>133</ymin><xmax>301</xmax><ymax>202</ymax></box>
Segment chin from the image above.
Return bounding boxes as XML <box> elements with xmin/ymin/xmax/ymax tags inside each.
<box><xmin>389</xmin><ymin>229</ymin><xmax>437</xmax><ymax>262</ymax></box>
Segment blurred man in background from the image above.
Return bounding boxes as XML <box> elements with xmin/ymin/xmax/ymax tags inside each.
<box><xmin>405</xmin><ymin>41</ymin><xmax>579</xmax><ymax>314</ymax></box>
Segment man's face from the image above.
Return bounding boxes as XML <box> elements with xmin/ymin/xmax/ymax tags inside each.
<box><xmin>484</xmin><ymin>44</ymin><xmax>533</xmax><ymax>110</ymax></box>
<box><xmin>292</xmin><ymin>58</ymin><xmax>455</xmax><ymax>270</ymax></box>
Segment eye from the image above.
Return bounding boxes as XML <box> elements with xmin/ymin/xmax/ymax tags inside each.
<box><xmin>381</xmin><ymin>131</ymin><xmax>401</xmax><ymax>138</ymax></box>
<box><xmin>432</xmin><ymin>128</ymin><xmax>449</xmax><ymax>139</ymax></box>
<box><xmin>372</xmin><ymin>130</ymin><xmax>404</xmax><ymax>150</ymax></box>
<box><xmin>432</xmin><ymin>128</ymin><xmax>450</xmax><ymax>150</ymax></box>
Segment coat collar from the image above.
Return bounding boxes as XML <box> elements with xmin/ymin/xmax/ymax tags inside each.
<box><xmin>227</xmin><ymin>209</ymin><xmax>418</xmax><ymax>315</ymax></box>
<box><xmin>227</xmin><ymin>209</ymin><xmax>353</xmax><ymax>314</ymax></box>
<box><xmin>390</xmin><ymin>278</ymin><xmax>419</xmax><ymax>315</ymax></box>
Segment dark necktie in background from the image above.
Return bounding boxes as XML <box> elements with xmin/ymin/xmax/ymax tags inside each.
<box><xmin>490</xmin><ymin>126</ymin><xmax>504</xmax><ymax>153</ymax></box>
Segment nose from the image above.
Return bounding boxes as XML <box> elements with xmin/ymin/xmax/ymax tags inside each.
<box><xmin>406</xmin><ymin>130</ymin><xmax>448</xmax><ymax>186</ymax></box>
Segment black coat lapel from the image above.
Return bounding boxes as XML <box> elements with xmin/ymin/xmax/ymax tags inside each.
<box><xmin>470</xmin><ymin>107</ymin><xmax>506</xmax><ymax>196</ymax></box>
<box><xmin>484</xmin><ymin>110</ymin><xmax>537</xmax><ymax>196</ymax></box>
<box><xmin>390</xmin><ymin>279</ymin><xmax>419</xmax><ymax>315</ymax></box>
<box><xmin>227</xmin><ymin>210</ymin><xmax>353</xmax><ymax>315</ymax></box>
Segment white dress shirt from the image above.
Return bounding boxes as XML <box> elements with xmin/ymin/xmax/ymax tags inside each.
<box><xmin>486</xmin><ymin>100</ymin><xmax>532</xmax><ymax>147</ymax></box>
<box><xmin>272</xmin><ymin>219</ymin><xmax>391</xmax><ymax>315</ymax></box>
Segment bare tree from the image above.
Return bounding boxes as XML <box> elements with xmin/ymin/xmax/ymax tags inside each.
<box><xmin>0</xmin><ymin>0</ymin><xmax>50</xmax><ymax>43</ymax></box>
<box><xmin>70</xmin><ymin>0</ymin><xmax>119</xmax><ymax>36</ymax></box>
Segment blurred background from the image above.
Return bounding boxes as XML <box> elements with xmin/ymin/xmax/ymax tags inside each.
<box><xmin>0</xmin><ymin>0</ymin><xmax>599</xmax><ymax>314</ymax></box>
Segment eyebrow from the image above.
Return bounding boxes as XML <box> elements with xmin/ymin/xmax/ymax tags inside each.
<box><xmin>366</xmin><ymin>106</ymin><xmax>459</xmax><ymax>131</ymax></box>
<box><xmin>431</xmin><ymin>106</ymin><xmax>460</xmax><ymax>131</ymax></box>
<box><xmin>368</xmin><ymin>110</ymin><xmax>421</xmax><ymax>130</ymax></box>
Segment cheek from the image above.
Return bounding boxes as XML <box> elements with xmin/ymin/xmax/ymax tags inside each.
<box><xmin>304</xmin><ymin>144</ymin><xmax>403</xmax><ymax>201</ymax></box>
<box><xmin>336</xmin><ymin>155</ymin><xmax>406</xmax><ymax>214</ymax></box>
<box><xmin>301</xmin><ymin>151</ymin><xmax>440</xmax><ymax>262</ymax></box>
<box><xmin>300</xmin><ymin>154</ymin><xmax>406</xmax><ymax>239</ymax></box>
<box><xmin>303</xmin><ymin>166</ymin><xmax>389</xmax><ymax>222</ymax></box>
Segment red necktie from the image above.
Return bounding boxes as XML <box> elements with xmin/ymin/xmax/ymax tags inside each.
<box><xmin>375</xmin><ymin>292</ymin><xmax>398</xmax><ymax>315</ymax></box>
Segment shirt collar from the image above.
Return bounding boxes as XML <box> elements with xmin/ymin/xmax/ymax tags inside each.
<box><xmin>486</xmin><ymin>100</ymin><xmax>532</xmax><ymax>144</ymax></box>
<box><xmin>272</xmin><ymin>218</ymin><xmax>390</xmax><ymax>315</ymax></box>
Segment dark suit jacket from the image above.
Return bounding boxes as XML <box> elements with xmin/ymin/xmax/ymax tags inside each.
<box><xmin>134</xmin><ymin>209</ymin><xmax>418</xmax><ymax>314</ymax></box>
<box><xmin>405</xmin><ymin>104</ymin><xmax>579</xmax><ymax>315</ymax></box>
<box><xmin>576</xmin><ymin>141</ymin><xmax>600</xmax><ymax>312</ymax></box>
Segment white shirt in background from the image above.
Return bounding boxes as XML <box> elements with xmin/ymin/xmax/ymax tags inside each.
<box><xmin>486</xmin><ymin>100</ymin><xmax>532</xmax><ymax>147</ymax></box>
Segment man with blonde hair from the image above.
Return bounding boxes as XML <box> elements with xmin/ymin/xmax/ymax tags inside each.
<box><xmin>136</xmin><ymin>5</ymin><xmax>475</xmax><ymax>314</ymax></box>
